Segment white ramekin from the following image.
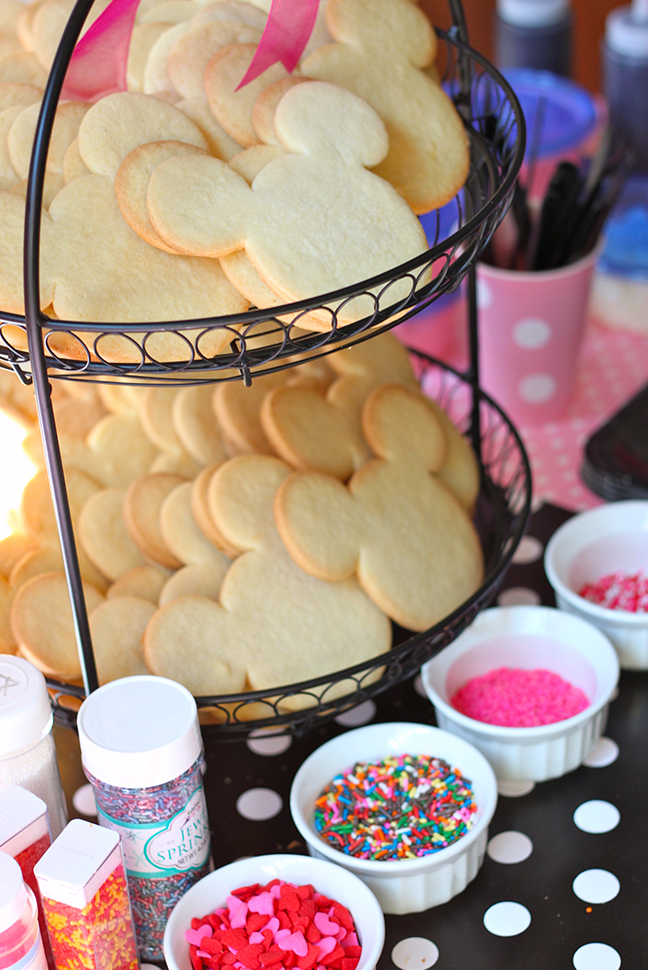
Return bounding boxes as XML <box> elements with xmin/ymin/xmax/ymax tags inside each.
<box><xmin>544</xmin><ymin>500</ymin><xmax>648</xmax><ymax>668</ymax></box>
<box><xmin>421</xmin><ymin>605</ymin><xmax>619</xmax><ymax>782</ymax></box>
<box><xmin>164</xmin><ymin>854</ymin><xmax>385</xmax><ymax>970</ymax></box>
<box><xmin>289</xmin><ymin>722</ymin><xmax>498</xmax><ymax>915</ymax></box>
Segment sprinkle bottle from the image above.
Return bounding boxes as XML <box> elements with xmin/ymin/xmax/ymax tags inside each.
<box><xmin>76</xmin><ymin>676</ymin><xmax>212</xmax><ymax>962</ymax></box>
<box><xmin>0</xmin><ymin>787</ymin><xmax>54</xmax><ymax>969</ymax></box>
<box><xmin>34</xmin><ymin>819</ymin><xmax>139</xmax><ymax>970</ymax></box>
<box><xmin>0</xmin><ymin>853</ymin><xmax>48</xmax><ymax>970</ymax></box>
<box><xmin>0</xmin><ymin>656</ymin><xmax>68</xmax><ymax>839</ymax></box>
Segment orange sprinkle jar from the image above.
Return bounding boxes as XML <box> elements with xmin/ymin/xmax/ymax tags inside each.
<box><xmin>34</xmin><ymin>820</ymin><xmax>138</xmax><ymax>970</ymax></box>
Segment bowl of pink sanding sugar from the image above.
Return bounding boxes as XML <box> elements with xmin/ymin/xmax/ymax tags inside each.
<box><xmin>421</xmin><ymin>605</ymin><xmax>619</xmax><ymax>782</ymax></box>
<box><xmin>450</xmin><ymin>667</ymin><xmax>590</xmax><ymax>727</ymax></box>
<box><xmin>545</xmin><ymin>500</ymin><xmax>648</xmax><ymax>669</ymax></box>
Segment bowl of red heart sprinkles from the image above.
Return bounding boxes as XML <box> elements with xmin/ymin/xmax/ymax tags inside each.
<box><xmin>545</xmin><ymin>500</ymin><xmax>648</xmax><ymax>668</ymax></box>
<box><xmin>163</xmin><ymin>855</ymin><xmax>384</xmax><ymax>970</ymax></box>
<box><xmin>421</xmin><ymin>605</ymin><xmax>619</xmax><ymax>783</ymax></box>
<box><xmin>289</xmin><ymin>723</ymin><xmax>497</xmax><ymax>915</ymax></box>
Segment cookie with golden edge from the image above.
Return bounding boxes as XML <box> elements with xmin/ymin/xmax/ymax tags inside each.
<box><xmin>127</xmin><ymin>22</ymin><xmax>173</xmax><ymax>93</ymax></box>
<box><xmin>0</xmin><ymin>366</ymin><xmax>38</xmax><ymax>428</ymax></box>
<box><xmin>107</xmin><ymin>563</ymin><xmax>171</xmax><ymax>603</ymax></box>
<box><xmin>10</xmin><ymin>571</ymin><xmax>104</xmax><ymax>679</ymax></box>
<box><xmin>0</xmin><ymin>81</ymin><xmax>42</xmax><ymax>113</ymax></box>
<box><xmin>150</xmin><ymin>449</ymin><xmax>204</xmax><ymax>477</ymax></box>
<box><xmin>52</xmin><ymin>391</ymin><xmax>107</xmax><ymax>439</ymax></box>
<box><xmin>78</xmin><ymin>488</ymin><xmax>147</xmax><ymax>582</ymax></box>
<box><xmin>302</xmin><ymin>0</ymin><xmax>469</xmax><ymax>213</ymax></box>
<box><xmin>20</xmin><ymin>467</ymin><xmax>100</xmax><ymax>542</ymax></box>
<box><xmin>16</xmin><ymin>0</ymin><xmax>45</xmax><ymax>52</ymax></box>
<box><xmin>0</xmin><ymin>533</ymin><xmax>36</xmax><ymax>579</ymax></box>
<box><xmin>148</xmin><ymin>81</ymin><xmax>427</xmax><ymax>322</ymax></box>
<box><xmin>0</xmin><ymin>52</ymin><xmax>48</xmax><ymax>86</ymax></box>
<box><xmin>172</xmin><ymin>385</ymin><xmax>228</xmax><ymax>465</ymax></box>
<box><xmin>139</xmin><ymin>385</ymin><xmax>184</xmax><ymax>452</ymax></box>
<box><xmin>8</xmin><ymin>101</ymin><xmax>89</xmax><ymax>179</ymax></box>
<box><xmin>168</xmin><ymin>21</ymin><xmax>261</xmax><ymax>101</ymax></box>
<box><xmin>192</xmin><ymin>1</ymin><xmax>267</xmax><ymax>30</ymax></box>
<box><xmin>0</xmin><ymin>576</ymin><xmax>16</xmax><ymax>653</ymax></box>
<box><xmin>62</xmin><ymin>138</ymin><xmax>90</xmax><ymax>182</ymax></box>
<box><xmin>426</xmin><ymin>397</ymin><xmax>480</xmax><ymax>511</ymax></box>
<box><xmin>89</xmin><ymin>596</ymin><xmax>156</xmax><ymax>684</ymax></box>
<box><xmin>9</xmin><ymin>545</ymin><xmax>64</xmax><ymax>588</ymax></box>
<box><xmin>251</xmin><ymin>75</ymin><xmax>308</xmax><ymax>146</ymax></box>
<box><xmin>275</xmin><ymin>384</ymin><xmax>483</xmax><ymax>631</ymax></box>
<box><xmin>11</xmin><ymin>171</ymin><xmax>64</xmax><ymax>207</ymax></box>
<box><xmin>144</xmin><ymin>454</ymin><xmax>390</xmax><ymax>702</ymax></box>
<box><xmin>0</xmin><ymin>104</ymin><xmax>24</xmax><ymax>189</ymax></box>
<box><xmin>161</xmin><ymin>480</ymin><xmax>231</xmax><ymax>571</ymax></box>
<box><xmin>143</xmin><ymin>21</ymin><xmax>192</xmax><ymax>96</ymax></box>
<box><xmin>204</xmin><ymin>42</ymin><xmax>289</xmax><ymax>148</ymax></box>
<box><xmin>124</xmin><ymin>472</ymin><xmax>187</xmax><ymax>568</ymax></box>
<box><xmin>78</xmin><ymin>92</ymin><xmax>209</xmax><ymax>178</ymax></box>
<box><xmin>261</xmin><ymin>384</ymin><xmax>366</xmax><ymax>479</ymax></box>
<box><xmin>0</xmin><ymin>178</ymin><xmax>248</xmax><ymax>362</ymax></box>
<box><xmin>158</xmin><ymin>560</ymin><xmax>228</xmax><ymax>606</ymax></box>
<box><xmin>116</xmin><ymin>140</ymin><xmax>209</xmax><ymax>253</ymax></box>
<box><xmin>31</xmin><ymin>0</ymin><xmax>111</xmax><ymax>69</ymax></box>
<box><xmin>213</xmin><ymin>370</ymin><xmax>287</xmax><ymax>455</ymax></box>
<box><xmin>176</xmin><ymin>95</ymin><xmax>241</xmax><ymax>159</ymax></box>
<box><xmin>191</xmin><ymin>462</ymin><xmax>239</xmax><ymax>558</ymax></box>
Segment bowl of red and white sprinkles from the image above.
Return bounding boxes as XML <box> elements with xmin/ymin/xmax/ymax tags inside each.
<box><xmin>545</xmin><ymin>500</ymin><xmax>648</xmax><ymax>668</ymax></box>
<box><xmin>421</xmin><ymin>605</ymin><xmax>619</xmax><ymax>782</ymax></box>
<box><xmin>163</xmin><ymin>854</ymin><xmax>385</xmax><ymax>970</ymax></box>
<box><xmin>290</xmin><ymin>723</ymin><xmax>497</xmax><ymax>915</ymax></box>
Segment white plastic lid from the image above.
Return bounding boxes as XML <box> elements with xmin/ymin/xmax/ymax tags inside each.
<box><xmin>34</xmin><ymin>819</ymin><xmax>120</xmax><ymax>910</ymax></box>
<box><xmin>498</xmin><ymin>0</ymin><xmax>570</xmax><ymax>27</ymax></box>
<box><xmin>606</xmin><ymin>0</ymin><xmax>648</xmax><ymax>58</ymax></box>
<box><xmin>0</xmin><ymin>787</ymin><xmax>49</xmax><ymax>857</ymax></box>
<box><xmin>0</xmin><ymin>853</ymin><xmax>28</xmax><ymax>933</ymax></box>
<box><xmin>77</xmin><ymin>675</ymin><xmax>202</xmax><ymax>788</ymax></box>
<box><xmin>0</xmin><ymin>656</ymin><xmax>52</xmax><ymax>758</ymax></box>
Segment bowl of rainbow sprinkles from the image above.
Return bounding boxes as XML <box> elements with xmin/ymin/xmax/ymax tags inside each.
<box><xmin>289</xmin><ymin>722</ymin><xmax>497</xmax><ymax>915</ymax></box>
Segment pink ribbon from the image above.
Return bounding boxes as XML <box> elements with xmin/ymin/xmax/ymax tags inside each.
<box><xmin>61</xmin><ymin>0</ymin><xmax>140</xmax><ymax>102</ymax></box>
<box><xmin>237</xmin><ymin>0</ymin><xmax>319</xmax><ymax>88</ymax></box>
<box><xmin>60</xmin><ymin>0</ymin><xmax>317</xmax><ymax>103</ymax></box>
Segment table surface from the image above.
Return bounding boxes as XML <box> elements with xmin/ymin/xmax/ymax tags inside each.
<box><xmin>56</xmin><ymin>502</ymin><xmax>646</xmax><ymax>970</ymax></box>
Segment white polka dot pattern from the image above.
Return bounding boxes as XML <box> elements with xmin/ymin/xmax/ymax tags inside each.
<box><xmin>572</xmin><ymin>869</ymin><xmax>620</xmax><ymax>905</ymax></box>
<box><xmin>487</xmin><ymin>831</ymin><xmax>534</xmax><ymax>865</ymax></box>
<box><xmin>583</xmin><ymin>737</ymin><xmax>619</xmax><ymax>768</ymax></box>
<box><xmin>512</xmin><ymin>536</ymin><xmax>543</xmax><ymax>564</ymax></box>
<box><xmin>334</xmin><ymin>700</ymin><xmax>377</xmax><ymax>727</ymax></box>
<box><xmin>519</xmin><ymin>373</ymin><xmax>557</xmax><ymax>404</ymax></box>
<box><xmin>572</xmin><ymin>942</ymin><xmax>621</xmax><ymax>970</ymax></box>
<box><xmin>497</xmin><ymin>587</ymin><xmax>541</xmax><ymax>606</ymax></box>
<box><xmin>573</xmin><ymin>800</ymin><xmax>620</xmax><ymax>834</ymax></box>
<box><xmin>512</xmin><ymin>318</ymin><xmax>552</xmax><ymax>349</ymax></box>
<box><xmin>483</xmin><ymin>901</ymin><xmax>531</xmax><ymax>937</ymax></box>
<box><xmin>236</xmin><ymin>788</ymin><xmax>283</xmax><ymax>821</ymax></box>
<box><xmin>391</xmin><ymin>938</ymin><xmax>439</xmax><ymax>969</ymax></box>
<box><xmin>497</xmin><ymin>780</ymin><xmax>536</xmax><ymax>798</ymax></box>
<box><xmin>72</xmin><ymin>784</ymin><xmax>97</xmax><ymax>818</ymax></box>
<box><xmin>247</xmin><ymin>729</ymin><xmax>293</xmax><ymax>757</ymax></box>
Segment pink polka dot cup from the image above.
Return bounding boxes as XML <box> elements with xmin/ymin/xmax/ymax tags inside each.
<box><xmin>476</xmin><ymin>243</ymin><xmax>602</xmax><ymax>425</ymax></box>
<box><xmin>420</xmin><ymin>605</ymin><xmax>619</xmax><ymax>782</ymax></box>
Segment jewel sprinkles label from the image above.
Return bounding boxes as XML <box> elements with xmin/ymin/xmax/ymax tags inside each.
<box><xmin>97</xmin><ymin>786</ymin><xmax>210</xmax><ymax>877</ymax></box>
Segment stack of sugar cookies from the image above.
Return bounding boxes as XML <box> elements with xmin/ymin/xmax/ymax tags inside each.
<box><xmin>0</xmin><ymin>0</ymin><xmax>469</xmax><ymax>358</ymax></box>
<box><xmin>0</xmin><ymin>334</ymin><xmax>484</xmax><ymax>714</ymax></box>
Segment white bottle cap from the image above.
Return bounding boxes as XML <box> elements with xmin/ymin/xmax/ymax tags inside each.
<box><xmin>606</xmin><ymin>0</ymin><xmax>648</xmax><ymax>58</ymax></box>
<box><xmin>77</xmin><ymin>675</ymin><xmax>202</xmax><ymax>789</ymax></box>
<box><xmin>497</xmin><ymin>0</ymin><xmax>570</xmax><ymax>27</ymax></box>
<box><xmin>0</xmin><ymin>786</ymin><xmax>50</xmax><ymax>857</ymax></box>
<box><xmin>0</xmin><ymin>656</ymin><xmax>52</xmax><ymax>759</ymax></box>
<box><xmin>34</xmin><ymin>819</ymin><xmax>121</xmax><ymax>910</ymax></box>
<box><xmin>0</xmin><ymin>853</ymin><xmax>28</xmax><ymax>933</ymax></box>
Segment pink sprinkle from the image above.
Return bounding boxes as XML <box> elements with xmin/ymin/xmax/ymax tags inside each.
<box><xmin>579</xmin><ymin>570</ymin><xmax>648</xmax><ymax>613</ymax></box>
<box><xmin>314</xmin><ymin>912</ymin><xmax>339</xmax><ymax>937</ymax></box>
<box><xmin>185</xmin><ymin>926</ymin><xmax>213</xmax><ymax>947</ymax></box>
<box><xmin>248</xmin><ymin>891</ymin><xmax>275</xmax><ymax>916</ymax></box>
<box><xmin>227</xmin><ymin>895</ymin><xmax>248</xmax><ymax>928</ymax></box>
<box><xmin>451</xmin><ymin>667</ymin><xmax>590</xmax><ymax>727</ymax></box>
<box><xmin>317</xmin><ymin>937</ymin><xmax>337</xmax><ymax>960</ymax></box>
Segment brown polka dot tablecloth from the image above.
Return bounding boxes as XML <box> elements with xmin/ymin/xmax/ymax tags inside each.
<box><xmin>59</xmin><ymin>504</ymin><xmax>646</xmax><ymax>970</ymax></box>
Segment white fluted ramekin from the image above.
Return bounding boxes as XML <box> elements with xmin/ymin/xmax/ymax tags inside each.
<box><xmin>545</xmin><ymin>500</ymin><xmax>648</xmax><ymax>668</ymax></box>
<box><xmin>164</xmin><ymin>854</ymin><xmax>385</xmax><ymax>970</ymax></box>
<box><xmin>290</xmin><ymin>722</ymin><xmax>497</xmax><ymax>915</ymax></box>
<box><xmin>421</xmin><ymin>605</ymin><xmax>619</xmax><ymax>782</ymax></box>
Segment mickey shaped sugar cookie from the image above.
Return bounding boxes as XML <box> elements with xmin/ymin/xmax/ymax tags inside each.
<box><xmin>275</xmin><ymin>384</ymin><xmax>483</xmax><ymax>631</ymax></box>
<box><xmin>0</xmin><ymin>176</ymin><xmax>247</xmax><ymax>360</ymax></box>
<box><xmin>302</xmin><ymin>0</ymin><xmax>469</xmax><ymax>213</ymax></box>
<box><xmin>147</xmin><ymin>81</ymin><xmax>427</xmax><ymax>321</ymax></box>
<box><xmin>144</xmin><ymin>454</ymin><xmax>391</xmax><ymax>703</ymax></box>
<box><xmin>168</xmin><ymin>21</ymin><xmax>261</xmax><ymax>102</ymax></box>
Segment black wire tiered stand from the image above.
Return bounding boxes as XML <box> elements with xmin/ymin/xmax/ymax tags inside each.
<box><xmin>0</xmin><ymin>0</ymin><xmax>530</xmax><ymax>739</ymax></box>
